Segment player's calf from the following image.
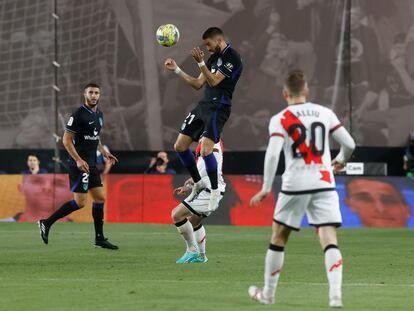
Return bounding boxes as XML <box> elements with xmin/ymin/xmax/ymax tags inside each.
<box><xmin>324</xmin><ymin>244</ymin><xmax>343</xmax><ymax>308</ymax></box>
<box><xmin>172</xmin><ymin>206</ymin><xmax>199</xmax><ymax>262</ymax></box>
<box><xmin>38</xmin><ymin>200</ymin><xmax>82</xmax><ymax>245</ymax></box>
<box><xmin>191</xmin><ymin>224</ymin><xmax>207</xmax><ymax>263</ymax></box>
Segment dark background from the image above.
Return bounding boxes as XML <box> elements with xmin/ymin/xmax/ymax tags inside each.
<box><xmin>0</xmin><ymin>0</ymin><xmax>413</xmax><ymax>173</ymax></box>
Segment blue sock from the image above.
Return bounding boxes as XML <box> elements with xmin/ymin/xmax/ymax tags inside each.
<box><xmin>92</xmin><ymin>202</ymin><xmax>104</xmax><ymax>240</ymax></box>
<box><xmin>177</xmin><ymin>149</ymin><xmax>201</xmax><ymax>183</ymax></box>
<box><xmin>203</xmin><ymin>153</ymin><xmax>218</xmax><ymax>190</ymax></box>
<box><xmin>45</xmin><ymin>200</ymin><xmax>80</xmax><ymax>227</ymax></box>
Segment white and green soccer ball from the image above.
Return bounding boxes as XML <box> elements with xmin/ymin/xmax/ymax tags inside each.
<box><xmin>156</xmin><ymin>24</ymin><xmax>180</xmax><ymax>47</ymax></box>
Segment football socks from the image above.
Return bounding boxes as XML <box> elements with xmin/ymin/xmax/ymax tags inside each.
<box><xmin>92</xmin><ymin>202</ymin><xmax>105</xmax><ymax>240</ymax></box>
<box><xmin>177</xmin><ymin>150</ymin><xmax>201</xmax><ymax>183</ymax></box>
<box><xmin>263</xmin><ymin>244</ymin><xmax>285</xmax><ymax>299</ymax></box>
<box><xmin>324</xmin><ymin>244</ymin><xmax>343</xmax><ymax>299</ymax></box>
<box><xmin>175</xmin><ymin>219</ymin><xmax>198</xmax><ymax>252</ymax></box>
<box><xmin>44</xmin><ymin>200</ymin><xmax>80</xmax><ymax>227</ymax></box>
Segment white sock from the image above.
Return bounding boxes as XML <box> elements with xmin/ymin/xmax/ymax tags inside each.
<box><xmin>194</xmin><ymin>225</ymin><xmax>206</xmax><ymax>256</ymax></box>
<box><xmin>263</xmin><ymin>244</ymin><xmax>284</xmax><ymax>298</ymax></box>
<box><xmin>175</xmin><ymin>219</ymin><xmax>198</xmax><ymax>252</ymax></box>
<box><xmin>324</xmin><ymin>245</ymin><xmax>343</xmax><ymax>299</ymax></box>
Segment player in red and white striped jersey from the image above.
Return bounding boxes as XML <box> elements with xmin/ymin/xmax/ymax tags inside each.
<box><xmin>248</xmin><ymin>70</ymin><xmax>355</xmax><ymax>308</ymax></box>
<box><xmin>171</xmin><ymin>139</ymin><xmax>225</xmax><ymax>264</ymax></box>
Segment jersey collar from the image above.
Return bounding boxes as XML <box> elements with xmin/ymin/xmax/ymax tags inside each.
<box><xmin>82</xmin><ymin>104</ymin><xmax>99</xmax><ymax>114</ymax></box>
<box><xmin>220</xmin><ymin>43</ymin><xmax>230</xmax><ymax>55</ymax></box>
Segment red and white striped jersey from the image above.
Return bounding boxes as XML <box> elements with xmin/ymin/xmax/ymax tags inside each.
<box><xmin>269</xmin><ymin>102</ymin><xmax>343</xmax><ymax>193</ymax></box>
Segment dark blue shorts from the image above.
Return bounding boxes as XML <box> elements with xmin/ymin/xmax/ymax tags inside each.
<box><xmin>179</xmin><ymin>101</ymin><xmax>231</xmax><ymax>143</ymax></box>
<box><xmin>68</xmin><ymin>165</ymin><xmax>102</xmax><ymax>193</ymax></box>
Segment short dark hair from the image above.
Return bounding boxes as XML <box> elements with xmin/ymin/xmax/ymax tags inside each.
<box><xmin>84</xmin><ymin>83</ymin><xmax>100</xmax><ymax>91</ymax></box>
<box><xmin>202</xmin><ymin>27</ymin><xmax>224</xmax><ymax>40</ymax></box>
<box><xmin>285</xmin><ymin>70</ymin><xmax>306</xmax><ymax>97</ymax></box>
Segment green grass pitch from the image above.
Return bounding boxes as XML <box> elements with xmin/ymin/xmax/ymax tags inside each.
<box><xmin>0</xmin><ymin>223</ymin><xmax>413</xmax><ymax>311</ymax></box>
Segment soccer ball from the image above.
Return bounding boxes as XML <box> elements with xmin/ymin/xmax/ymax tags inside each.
<box><xmin>156</xmin><ymin>24</ymin><xmax>180</xmax><ymax>47</ymax></box>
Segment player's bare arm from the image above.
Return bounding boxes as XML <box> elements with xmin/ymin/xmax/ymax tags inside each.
<box><xmin>98</xmin><ymin>141</ymin><xmax>118</xmax><ymax>165</ymax></box>
<box><xmin>173</xmin><ymin>178</ymin><xmax>193</xmax><ymax>196</ymax></box>
<box><xmin>191</xmin><ymin>47</ymin><xmax>225</xmax><ymax>87</ymax></box>
<box><xmin>250</xmin><ymin>191</ymin><xmax>270</xmax><ymax>207</ymax></box>
<box><xmin>62</xmin><ymin>131</ymin><xmax>89</xmax><ymax>173</ymax></box>
<box><xmin>164</xmin><ymin>58</ymin><xmax>206</xmax><ymax>90</ymax></box>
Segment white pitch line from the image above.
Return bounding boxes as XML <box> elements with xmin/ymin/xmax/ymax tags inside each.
<box><xmin>0</xmin><ymin>230</ymin><xmax>271</xmax><ymax>238</ymax></box>
<box><xmin>0</xmin><ymin>277</ymin><xmax>413</xmax><ymax>288</ymax></box>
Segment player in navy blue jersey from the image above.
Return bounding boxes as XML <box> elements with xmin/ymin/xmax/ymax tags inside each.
<box><xmin>38</xmin><ymin>83</ymin><xmax>119</xmax><ymax>250</ymax></box>
<box><xmin>164</xmin><ymin>27</ymin><xmax>242</xmax><ymax>213</ymax></box>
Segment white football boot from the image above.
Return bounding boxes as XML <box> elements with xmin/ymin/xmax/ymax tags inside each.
<box><xmin>329</xmin><ymin>296</ymin><xmax>343</xmax><ymax>308</ymax></box>
<box><xmin>248</xmin><ymin>286</ymin><xmax>275</xmax><ymax>305</ymax></box>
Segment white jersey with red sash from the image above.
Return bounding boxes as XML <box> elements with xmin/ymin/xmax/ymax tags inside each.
<box><xmin>269</xmin><ymin>102</ymin><xmax>342</xmax><ymax>193</ymax></box>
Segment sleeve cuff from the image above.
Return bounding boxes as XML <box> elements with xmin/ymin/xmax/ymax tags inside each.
<box><xmin>65</xmin><ymin>128</ymin><xmax>77</xmax><ymax>134</ymax></box>
<box><xmin>330</xmin><ymin>124</ymin><xmax>342</xmax><ymax>133</ymax></box>
<box><xmin>217</xmin><ymin>68</ymin><xmax>230</xmax><ymax>78</ymax></box>
<box><xmin>270</xmin><ymin>132</ymin><xmax>284</xmax><ymax>138</ymax></box>
<box><xmin>261</xmin><ymin>183</ymin><xmax>272</xmax><ymax>193</ymax></box>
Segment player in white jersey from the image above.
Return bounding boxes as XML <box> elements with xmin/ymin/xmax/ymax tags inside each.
<box><xmin>248</xmin><ymin>70</ymin><xmax>355</xmax><ymax>308</ymax></box>
<box><xmin>171</xmin><ymin>139</ymin><xmax>225</xmax><ymax>264</ymax></box>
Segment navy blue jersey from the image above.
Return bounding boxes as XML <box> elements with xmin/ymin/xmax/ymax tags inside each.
<box><xmin>201</xmin><ymin>44</ymin><xmax>242</xmax><ymax>105</ymax></box>
<box><xmin>65</xmin><ymin>105</ymin><xmax>104</xmax><ymax>166</ymax></box>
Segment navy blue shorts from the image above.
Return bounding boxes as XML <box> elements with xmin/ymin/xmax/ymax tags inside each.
<box><xmin>179</xmin><ymin>101</ymin><xmax>230</xmax><ymax>143</ymax></box>
<box><xmin>68</xmin><ymin>165</ymin><xmax>102</xmax><ymax>193</ymax></box>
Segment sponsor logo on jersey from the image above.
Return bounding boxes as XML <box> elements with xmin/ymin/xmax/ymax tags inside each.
<box><xmin>89</xmin><ymin>121</ymin><xmax>94</xmax><ymax>125</ymax></box>
<box><xmin>84</xmin><ymin>135</ymin><xmax>99</xmax><ymax>140</ymax></box>
<box><xmin>93</xmin><ymin>128</ymin><xmax>98</xmax><ymax>136</ymax></box>
<box><xmin>224</xmin><ymin>62</ymin><xmax>233</xmax><ymax>72</ymax></box>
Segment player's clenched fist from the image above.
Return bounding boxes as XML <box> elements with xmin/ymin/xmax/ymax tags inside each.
<box><xmin>331</xmin><ymin>159</ymin><xmax>345</xmax><ymax>174</ymax></box>
<box><xmin>191</xmin><ymin>47</ymin><xmax>204</xmax><ymax>62</ymax></box>
<box><xmin>164</xmin><ymin>58</ymin><xmax>177</xmax><ymax>71</ymax></box>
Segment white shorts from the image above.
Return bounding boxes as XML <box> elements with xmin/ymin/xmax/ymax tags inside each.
<box><xmin>273</xmin><ymin>190</ymin><xmax>342</xmax><ymax>230</ymax></box>
<box><xmin>182</xmin><ymin>189</ymin><xmax>223</xmax><ymax>217</ymax></box>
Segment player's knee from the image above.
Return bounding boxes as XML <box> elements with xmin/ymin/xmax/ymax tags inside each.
<box><xmin>271</xmin><ymin>228</ymin><xmax>290</xmax><ymax>246</ymax></box>
<box><xmin>171</xmin><ymin>207</ymin><xmax>180</xmax><ymax>222</ymax></box>
<box><xmin>200</xmin><ymin>141</ymin><xmax>214</xmax><ymax>156</ymax></box>
<box><xmin>271</xmin><ymin>234</ymin><xmax>288</xmax><ymax>246</ymax></box>
<box><xmin>200</xmin><ymin>148</ymin><xmax>213</xmax><ymax>157</ymax></box>
<box><xmin>189</xmin><ymin>215</ymin><xmax>202</xmax><ymax>228</ymax></box>
<box><xmin>75</xmin><ymin>200</ymin><xmax>86</xmax><ymax>209</ymax></box>
<box><xmin>94</xmin><ymin>197</ymin><xmax>105</xmax><ymax>204</ymax></box>
<box><xmin>174</xmin><ymin>142</ymin><xmax>186</xmax><ymax>153</ymax></box>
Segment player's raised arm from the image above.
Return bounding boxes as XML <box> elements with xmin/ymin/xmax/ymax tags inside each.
<box><xmin>164</xmin><ymin>58</ymin><xmax>206</xmax><ymax>90</ymax></box>
<box><xmin>331</xmin><ymin>125</ymin><xmax>356</xmax><ymax>174</ymax></box>
<box><xmin>62</xmin><ymin>131</ymin><xmax>89</xmax><ymax>173</ymax></box>
<box><xmin>191</xmin><ymin>47</ymin><xmax>225</xmax><ymax>87</ymax></box>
